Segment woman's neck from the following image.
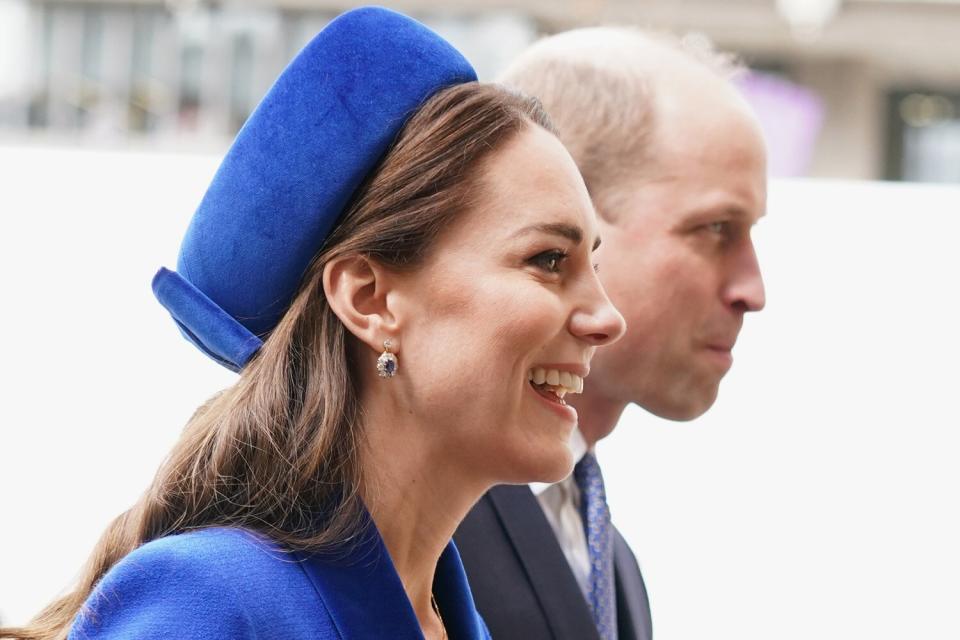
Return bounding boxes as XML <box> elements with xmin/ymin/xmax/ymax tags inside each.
<box><xmin>359</xmin><ymin>406</ymin><xmax>486</xmax><ymax>638</ymax></box>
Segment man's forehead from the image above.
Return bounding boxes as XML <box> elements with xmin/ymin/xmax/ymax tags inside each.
<box><xmin>590</xmin><ymin>77</ymin><xmax>767</xmax><ymax>227</ymax></box>
<box><xmin>599</xmin><ymin>169</ymin><xmax>765</xmax><ymax>228</ymax></box>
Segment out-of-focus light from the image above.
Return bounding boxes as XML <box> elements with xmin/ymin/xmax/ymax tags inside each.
<box><xmin>900</xmin><ymin>93</ymin><xmax>956</xmax><ymax>127</ymax></box>
<box><xmin>776</xmin><ymin>0</ymin><xmax>842</xmax><ymax>41</ymax></box>
<box><xmin>862</xmin><ymin>0</ymin><xmax>960</xmax><ymax>5</ymax></box>
<box><xmin>736</xmin><ymin>71</ymin><xmax>825</xmax><ymax>177</ymax></box>
<box><xmin>0</xmin><ymin>0</ymin><xmax>29</xmax><ymax>99</ymax></box>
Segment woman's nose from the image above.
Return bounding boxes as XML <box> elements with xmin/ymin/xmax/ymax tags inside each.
<box><xmin>569</xmin><ymin>278</ymin><xmax>626</xmax><ymax>346</ymax></box>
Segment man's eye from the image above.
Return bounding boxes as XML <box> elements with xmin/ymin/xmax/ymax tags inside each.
<box><xmin>700</xmin><ymin>221</ymin><xmax>736</xmax><ymax>242</ymax></box>
<box><xmin>707</xmin><ymin>221</ymin><xmax>729</xmax><ymax>234</ymax></box>
<box><xmin>529</xmin><ymin>249</ymin><xmax>568</xmax><ymax>273</ymax></box>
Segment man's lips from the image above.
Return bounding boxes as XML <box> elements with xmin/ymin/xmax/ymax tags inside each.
<box><xmin>704</xmin><ymin>331</ymin><xmax>739</xmax><ymax>352</ymax></box>
<box><xmin>706</xmin><ymin>343</ymin><xmax>735</xmax><ymax>353</ymax></box>
<box><xmin>703</xmin><ymin>344</ymin><xmax>735</xmax><ymax>369</ymax></box>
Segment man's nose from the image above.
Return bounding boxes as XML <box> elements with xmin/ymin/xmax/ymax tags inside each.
<box><xmin>725</xmin><ymin>241</ymin><xmax>766</xmax><ymax>313</ymax></box>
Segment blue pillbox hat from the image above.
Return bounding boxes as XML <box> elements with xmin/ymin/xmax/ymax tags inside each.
<box><xmin>152</xmin><ymin>6</ymin><xmax>477</xmax><ymax>371</ymax></box>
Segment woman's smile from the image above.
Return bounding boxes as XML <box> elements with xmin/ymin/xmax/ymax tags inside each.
<box><xmin>526</xmin><ymin>365</ymin><xmax>587</xmax><ymax>423</ymax></box>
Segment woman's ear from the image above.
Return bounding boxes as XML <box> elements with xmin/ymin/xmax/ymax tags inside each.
<box><xmin>323</xmin><ymin>255</ymin><xmax>398</xmax><ymax>352</ymax></box>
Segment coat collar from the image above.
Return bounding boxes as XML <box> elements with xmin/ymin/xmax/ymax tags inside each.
<box><xmin>294</xmin><ymin>516</ymin><xmax>488</xmax><ymax>640</ymax></box>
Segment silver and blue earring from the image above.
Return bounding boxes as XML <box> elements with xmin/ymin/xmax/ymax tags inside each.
<box><xmin>376</xmin><ymin>339</ymin><xmax>398</xmax><ymax>378</ymax></box>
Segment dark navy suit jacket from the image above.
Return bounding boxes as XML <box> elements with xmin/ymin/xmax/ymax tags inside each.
<box><xmin>455</xmin><ymin>484</ymin><xmax>652</xmax><ymax>640</ymax></box>
<box><xmin>69</xmin><ymin>525</ymin><xmax>490</xmax><ymax>639</ymax></box>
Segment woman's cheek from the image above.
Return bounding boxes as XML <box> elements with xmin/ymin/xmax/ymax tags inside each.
<box><xmin>491</xmin><ymin>285</ymin><xmax>564</xmax><ymax>347</ymax></box>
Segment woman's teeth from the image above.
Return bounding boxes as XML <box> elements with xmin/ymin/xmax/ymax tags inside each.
<box><xmin>527</xmin><ymin>367</ymin><xmax>584</xmax><ymax>396</ymax></box>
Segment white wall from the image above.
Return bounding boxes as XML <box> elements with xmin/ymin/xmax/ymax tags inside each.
<box><xmin>1</xmin><ymin>146</ymin><xmax>958</xmax><ymax>638</ymax></box>
<box><xmin>600</xmin><ymin>178</ymin><xmax>960</xmax><ymax>639</ymax></box>
<box><xmin>0</xmin><ymin>146</ymin><xmax>235</xmax><ymax>627</ymax></box>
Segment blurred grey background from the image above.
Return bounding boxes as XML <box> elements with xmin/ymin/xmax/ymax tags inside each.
<box><xmin>2</xmin><ymin>3</ymin><xmax>960</xmax><ymax>636</ymax></box>
<box><xmin>0</xmin><ymin>0</ymin><xmax>959</xmax><ymax>183</ymax></box>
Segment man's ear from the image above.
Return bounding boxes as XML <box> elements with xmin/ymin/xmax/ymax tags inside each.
<box><xmin>323</xmin><ymin>254</ymin><xmax>398</xmax><ymax>353</ymax></box>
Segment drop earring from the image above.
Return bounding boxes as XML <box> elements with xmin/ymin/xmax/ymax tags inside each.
<box><xmin>376</xmin><ymin>339</ymin><xmax>398</xmax><ymax>378</ymax></box>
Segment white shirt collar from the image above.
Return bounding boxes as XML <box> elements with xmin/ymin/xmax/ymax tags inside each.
<box><xmin>529</xmin><ymin>428</ymin><xmax>589</xmax><ymax>496</ymax></box>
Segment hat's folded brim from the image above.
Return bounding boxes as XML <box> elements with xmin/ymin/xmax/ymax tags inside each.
<box><xmin>153</xmin><ymin>267</ymin><xmax>263</xmax><ymax>371</ymax></box>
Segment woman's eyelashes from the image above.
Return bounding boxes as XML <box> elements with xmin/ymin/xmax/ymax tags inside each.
<box><xmin>528</xmin><ymin>248</ymin><xmax>569</xmax><ymax>274</ymax></box>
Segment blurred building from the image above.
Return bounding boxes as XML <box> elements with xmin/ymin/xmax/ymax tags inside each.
<box><xmin>1</xmin><ymin>0</ymin><xmax>959</xmax><ymax>182</ymax></box>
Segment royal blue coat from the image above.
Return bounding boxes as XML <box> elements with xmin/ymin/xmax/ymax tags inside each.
<box><xmin>69</xmin><ymin>525</ymin><xmax>491</xmax><ymax>639</ymax></box>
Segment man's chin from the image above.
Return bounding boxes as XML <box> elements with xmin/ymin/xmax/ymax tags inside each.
<box><xmin>637</xmin><ymin>382</ymin><xmax>720</xmax><ymax>422</ymax></box>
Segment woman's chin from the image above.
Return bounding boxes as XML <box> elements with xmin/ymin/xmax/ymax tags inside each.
<box><xmin>502</xmin><ymin>442</ymin><xmax>575</xmax><ymax>485</ymax></box>
<box><xmin>535</xmin><ymin>453</ymin><xmax>576</xmax><ymax>484</ymax></box>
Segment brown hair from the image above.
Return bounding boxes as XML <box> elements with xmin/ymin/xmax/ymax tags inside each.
<box><xmin>498</xmin><ymin>27</ymin><xmax>743</xmax><ymax>219</ymax></box>
<box><xmin>1</xmin><ymin>82</ymin><xmax>553</xmax><ymax>640</ymax></box>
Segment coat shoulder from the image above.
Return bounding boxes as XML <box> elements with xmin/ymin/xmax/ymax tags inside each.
<box><xmin>70</xmin><ymin>527</ymin><xmax>338</xmax><ymax>640</ymax></box>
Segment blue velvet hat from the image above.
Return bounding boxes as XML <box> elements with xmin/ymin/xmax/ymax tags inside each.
<box><xmin>152</xmin><ymin>7</ymin><xmax>477</xmax><ymax>371</ymax></box>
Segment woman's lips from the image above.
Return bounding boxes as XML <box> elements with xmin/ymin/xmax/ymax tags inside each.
<box><xmin>531</xmin><ymin>380</ymin><xmax>567</xmax><ymax>405</ymax></box>
<box><xmin>528</xmin><ymin>380</ymin><xmax>578</xmax><ymax>422</ymax></box>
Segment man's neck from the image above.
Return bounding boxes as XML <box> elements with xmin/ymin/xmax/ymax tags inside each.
<box><xmin>571</xmin><ymin>389</ymin><xmax>629</xmax><ymax>449</ymax></box>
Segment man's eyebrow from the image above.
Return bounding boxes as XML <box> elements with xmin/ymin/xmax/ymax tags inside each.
<box><xmin>691</xmin><ymin>204</ymin><xmax>766</xmax><ymax>224</ymax></box>
<box><xmin>729</xmin><ymin>205</ymin><xmax>766</xmax><ymax>220</ymax></box>
<box><xmin>730</xmin><ymin>206</ymin><xmax>766</xmax><ymax>224</ymax></box>
<box><xmin>515</xmin><ymin>222</ymin><xmax>603</xmax><ymax>250</ymax></box>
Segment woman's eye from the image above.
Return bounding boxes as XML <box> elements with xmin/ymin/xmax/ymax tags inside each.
<box><xmin>529</xmin><ymin>249</ymin><xmax>568</xmax><ymax>273</ymax></box>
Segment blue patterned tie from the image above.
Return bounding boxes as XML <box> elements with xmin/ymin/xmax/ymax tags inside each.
<box><xmin>574</xmin><ymin>452</ymin><xmax>617</xmax><ymax>640</ymax></box>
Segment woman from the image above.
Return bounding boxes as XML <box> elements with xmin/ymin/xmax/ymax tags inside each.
<box><xmin>1</xmin><ymin>7</ymin><xmax>624</xmax><ymax>640</ymax></box>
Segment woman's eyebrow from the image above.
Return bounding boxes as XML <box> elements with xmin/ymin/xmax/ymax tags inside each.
<box><xmin>514</xmin><ymin>222</ymin><xmax>602</xmax><ymax>251</ymax></box>
<box><xmin>515</xmin><ymin>222</ymin><xmax>583</xmax><ymax>244</ymax></box>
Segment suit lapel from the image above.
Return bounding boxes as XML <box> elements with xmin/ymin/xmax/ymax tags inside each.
<box><xmin>487</xmin><ymin>485</ymin><xmax>601</xmax><ymax>640</ymax></box>
<box><xmin>613</xmin><ymin>530</ymin><xmax>653</xmax><ymax>640</ymax></box>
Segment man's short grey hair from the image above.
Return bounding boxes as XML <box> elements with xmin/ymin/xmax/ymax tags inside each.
<box><xmin>498</xmin><ymin>27</ymin><xmax>744</xmax><ymax>216</ymax></box>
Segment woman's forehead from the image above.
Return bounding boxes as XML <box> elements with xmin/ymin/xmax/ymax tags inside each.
<box><xmin>471</xmin><ymin>127</ymin><xmax>598</xmax><ymax>238</ymax></box>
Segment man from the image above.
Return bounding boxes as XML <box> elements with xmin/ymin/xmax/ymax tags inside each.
<box><xmin>454</xmin><ymin>27</ymin><xmax>767</xmax><ymax>640</ymax></box>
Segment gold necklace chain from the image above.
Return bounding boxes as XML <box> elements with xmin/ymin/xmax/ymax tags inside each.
<box><xmin>430</xmin><ymin>594</ymin><xmax>448</xmax><ymax>640</ymax></box>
